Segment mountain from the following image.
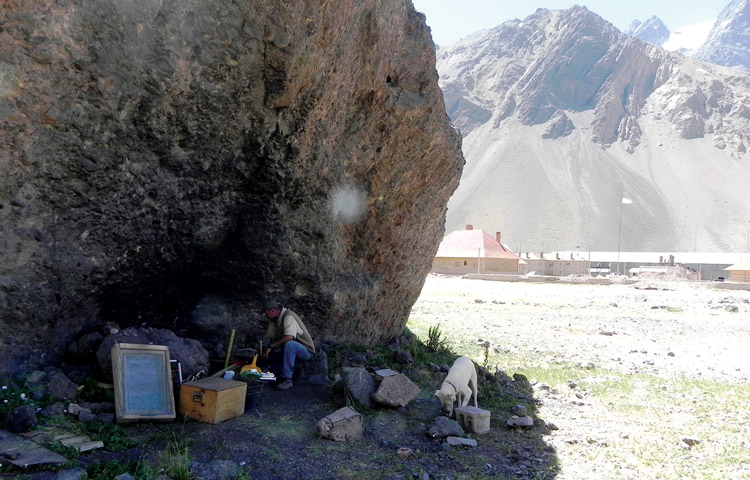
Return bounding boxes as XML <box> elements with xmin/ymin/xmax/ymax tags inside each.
<box><xmin>696</xmin><ymin>0</ymin><xmax>750</xmax><ymax>71</ymax></box>
<box><xmin>437</xmin><ymin>6</ymin><xmax>750</xmax><ymax>253</ymax></box>
<box><xmin>626</xmin><ymin>16</ymin><xmax>670</xmax><ymax>46</ymax></box>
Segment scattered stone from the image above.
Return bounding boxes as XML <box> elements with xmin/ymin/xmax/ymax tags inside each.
<box><xmin>393</xmin><ymin>349</ymin><xmax>413</xmax><ymax>365</ymax></box>
<box><xmin>374</xmin><ymin>368</ymin><xmax>399</xmax><ymax>379</ymax></box>
<box><xmin>725</xmin><ymin>305</ymin><xmax>738</xmax><ymax>312</ymax></box>
<box><xmin>316</xmin><ymin>407</ymin><xmax>363</xmax><ymax>442</ymax></box>
<box><xmin>191</xmin><ymin>459</ymin><xmax>239</xmax><ymax>480</ymax></box>
<box><xmin>67</xmin><ymin>403</ymin><xmax>90</xmax><ymax>416</ymax></box>
<box><xmin>97</xmin><ymin>327</ymin><xmax>210</xmax><ymax>381</ymax></box>
<box><xmin>476</xmin><ymin>339</ymin><xmax>490</xmax><ymax>348</ymax></box>
<box><xmin>446</xmin><ymin>436</ymin><xmax>477</xmax><ymax>447</ymax></box>
<box><xmin>78</xmin><ymin>410</ymin><xmax>96</xmax><ymax>423</ymax></box>
<box><xmin>43</xmin><ymin>369</ymin><xmax>78</xmax><ymax>401</ymax></box>
<box><xmin>567</xmin><ymin>381</ymin><xmax>577</xmax><ymax>389</ymax></box>
<box><xmin>668</xmin><ymin>352</ymin><xmax>675</xmax><ymax>357</ymax></box>
<box><xmin>474</xmin><ymin>299</ymin><xmax>485</xmax><ymax>303</ymax></box>
<box><xmin>41</xmin><ymin>402</ymin><xmax>66</xmax><ymax>418</ymax></box>
<box><xmin>427</xmin><ymin>416</ymin><xmax>464</xmax><ymax>439</ymax></box>
<box><xmin>396</xmin><ymin>447</ymin><xmax>413</xmax><ymax>459</ymax></box>
<box><xmin>371</xmin><ymin>374</ymin><xmax>420</xmax><ymax>408</ymax></box>
<box><xmin>506</xmin><ymin>415</ymin><xmax>534</xmax><ymax>428</ymax></box>
<box><xmin>3</xmin><ymin>405</ymin><xmax>38</xmax><ymax>433</ymax></box>
<box><xmin>427</xmin><ymin>362</ymin><xmax>441</xmax><ymax>372</ymax></box>
<box><xmin>682</xmin><ymin>437</ymin><xmax>701</xmax><ymax>447</ymax></box>
<box><xmin>511</xmin><ymin>405</ymin><xmax>527</xmax><ymax>417</ymax></box>
<box><xmin>547</xmin><ymin>422</ymin><xmax>559</xmax><ymax>430</ymax></box>
<box><xmin>341</xmin><ymin>367</ymin><xmax>376</xmax><ymax>408</ymax></box>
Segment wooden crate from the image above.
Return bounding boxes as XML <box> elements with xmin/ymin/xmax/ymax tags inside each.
<box><xmin>179</xmin><ymin>378</ymin><xmax>247</xmax><ymax>424</ymax></box>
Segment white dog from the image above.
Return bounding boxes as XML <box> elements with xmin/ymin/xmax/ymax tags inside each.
<box><xmin>434</xmin><ymin>356</ymin><xmax>478</xmax><ymax>417</ymax></box>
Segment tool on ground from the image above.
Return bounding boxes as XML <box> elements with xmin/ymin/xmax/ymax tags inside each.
<box><xmin>223</xmin><ymin>328</ymin><xmax>236</xmax><ymax>369</ymax></box>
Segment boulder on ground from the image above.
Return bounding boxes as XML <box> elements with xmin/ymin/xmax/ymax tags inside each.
<box><xmin>371</xmin><ymin>373</ymin><xmax>419</xmax><ymax>407</ymax></box>
<box><xmin>96</xmin><ymin>327</ymin><xmax>209</xmax><ymax>380</ymax></box>
<box><xmin>316</xmin><ymin>406</ymin><xmax>363</xmax><ymax>442</ymax></box>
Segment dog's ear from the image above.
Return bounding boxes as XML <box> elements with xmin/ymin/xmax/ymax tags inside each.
<box><xmin>434</xmin><ymin>390</ymin><xmax>440</xmax><ymax>397</ymax></box>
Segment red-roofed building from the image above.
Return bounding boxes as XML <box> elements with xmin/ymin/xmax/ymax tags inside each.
<box><xmin>432</xmin><ymin>225</ymin><xmax>522</xmax><ymax>274</ymax></box>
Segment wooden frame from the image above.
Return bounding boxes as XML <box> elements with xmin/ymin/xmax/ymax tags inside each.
<box><xmin>111</xmin><ymin>343</ymin><xmax>176</xmax><ymax>423</ymax></box>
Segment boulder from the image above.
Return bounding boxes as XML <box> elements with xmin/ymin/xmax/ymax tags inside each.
<box><xmin>3</xmin><ymin>404</ymin><xmax>37</xmax><ymax>433</ymax></box>
<box><xmin>316</xmin><ymin>407</ymin><xmax>363</xmax><ymax>442</ymax></box>
<box><xmin>427</xmin><ymin>416</ymin><xmax>464</xmax><ymax>439</ymax></box>
<box><xmin>371</xmin><ymin>373</ymin><xmax>420</xmax><ymax>408</ymax></box>
<box><xmin>41</xmin><ymin>369</ymin><xmax>78</xmax><ymax>401</ymax></box>
<box><xmin>0</xmin><ymin>0</ymin><xmax>463</xmax><ymax>377</ymax></box>
<box><xmin>96</xmin><ymin>327</ymin><xmax>209</xmax><ymax>380</ymax></box>
<box><xmin>340</xmin><ymin>367</ymin><xmax>377</xmax><ymax>409</ymax></box>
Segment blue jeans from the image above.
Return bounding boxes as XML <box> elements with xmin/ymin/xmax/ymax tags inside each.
<box><xmin>269</xmin><ymin>340</ymin><xmax>313</xmax><ymax>380</ymax></box>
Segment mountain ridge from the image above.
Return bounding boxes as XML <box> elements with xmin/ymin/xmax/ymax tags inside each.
<box><xmin>438</xmin><ymin>6</ymin><xmax>750</xmax><ymax>253</ymax></box>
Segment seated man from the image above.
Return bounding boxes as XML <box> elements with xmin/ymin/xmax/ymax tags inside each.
<box><xmin>261</xmin><ymin>299</ymin><xmax>315</xmax><ymax>390</ymax></box>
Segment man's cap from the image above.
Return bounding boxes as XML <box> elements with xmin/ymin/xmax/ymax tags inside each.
<box><xmin>262</xmin><ymin>298</ymin><xmax>281</xmax><ymax>312</ymax></box>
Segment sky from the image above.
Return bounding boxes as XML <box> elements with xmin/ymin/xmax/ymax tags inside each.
<box><xmin>411</xmin><ymin>0</ymin><xmax>730</xmax><ymax>46</ymax></box>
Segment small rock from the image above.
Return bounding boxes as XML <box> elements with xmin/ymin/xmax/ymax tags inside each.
<box><xmin>446</xmin><ymin>436</ymin><xmax>477</xmax><ymax>447</ymax></box>
<box><xmin>396</xmin><ymin>447</ymin><xmax>413</xmax><ymax>459</ymax></box>
<box><xmin>547</xmin><ymin>422</ymin><xmax>559</xmax><ymax>430</ymax></box>
<box><xmin>3</xmin><ymin>405</ymin><xmax>38</xmax><ymax>433</ymax></box>
<box><xmin>78</xmin><ymin>410</ymin><xmax>97</xmax><ymax>423</ymax></box>
<box><xmin>682</xmin><ymin>437</ymin><xmax>701</xmax><ymax>447</ymax></box>
<box><xmin>427</xmin><ymin>416</ymin><xmax>464</xmax><ymax>438</ymax></box>
<box><xmin>507</xmin><ymin>415</ymin><xmax>534</xmax><ymax>427</ymax></box>
<box><xmin>67</xmin><ymin>403</ymin><xmax>89</xmax><ymax>416</ymax></box>
<box><xmin>511</xmin><ymin>405</ymin><xmax>527</xmax><ymax>417</ymax></box>
<box><xmin>725</xmin><ymin>305</ymin><xmax>738</xmax><ymax>313</ymax></box>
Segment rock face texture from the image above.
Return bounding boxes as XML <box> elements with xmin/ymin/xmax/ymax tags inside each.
<box><xmin>437</xmin><ymin>6</ymin><xmax>750</xmax><ymax>252</ymax></box>
<box><xmin>0</xmin><ymin>0</ymin><xmax>463</xmax><ymax>376</ymax></box>
<box><xmin>696</xmin><ymin>0</ymin><xmax>750</xmax><ymax>71</ymax></box>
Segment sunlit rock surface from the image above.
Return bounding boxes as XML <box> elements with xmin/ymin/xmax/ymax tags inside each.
<box><xmin>0</xmin><ymin>0</ymin><xmax>463</xmax><ymax>374</ymax></box>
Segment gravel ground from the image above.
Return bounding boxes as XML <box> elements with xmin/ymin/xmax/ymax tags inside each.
<box><xmin>410</xmin><ymin>275</ymin><xmax>750</xmax><ymax>480</ymax></box>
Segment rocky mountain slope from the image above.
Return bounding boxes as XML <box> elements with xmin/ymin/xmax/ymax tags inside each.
<box><xmin>696</xmin><ymin>0</ymin><xmax>750</xmax><ymax>71</ymax></box>
<box><xmin>437</xmin><ymin>6</ymin><xmax>750</xmax><ymax>253</ymax></box>
<box><xmin>0</xmin><ymin>0</ymin><xmax>463</xmax><ymax>376</ymax></box>
<box><xmin>626</xmin><ymin>16</ymin><xmax>670</xmax><ymax>46</ymax></box>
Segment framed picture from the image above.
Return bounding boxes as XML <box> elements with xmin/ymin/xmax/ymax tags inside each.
<box><xmin>111</xmin><ymin>343</ymin><xmax>176</xmax><ymax>423</ymax></box>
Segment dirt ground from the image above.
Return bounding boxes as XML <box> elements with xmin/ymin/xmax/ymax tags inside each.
<box><xmin>409</xmin><ymin>275</ymin><xmax>750</xmax><ymax>480</ymax></box>
<box><xmin>8</xmin><ymin>275</ymin><xmax>749</xmax><ymax>480</ymax></box>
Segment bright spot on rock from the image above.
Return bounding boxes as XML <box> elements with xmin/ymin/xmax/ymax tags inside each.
<box><xmin>328</xmin><ymin>184</ymin><xmax>367</xmax><ymax>224</ymax></box>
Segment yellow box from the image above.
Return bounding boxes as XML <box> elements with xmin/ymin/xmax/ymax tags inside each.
<box><xmin>179</xmin><ymin>378</ymin><xmax>247</xmax><ymax>424</ymax></box>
